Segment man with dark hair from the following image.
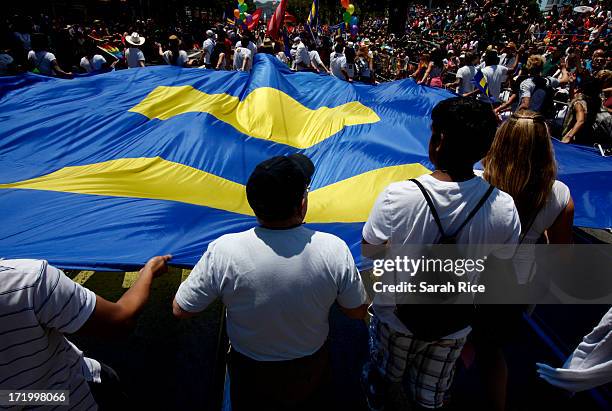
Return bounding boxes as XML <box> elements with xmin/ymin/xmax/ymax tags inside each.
<box><xmin>172</xmin><ymin>154</ymin><xmax>368</xmax><ymax>411</ymax></box>
<box><xmin>361</xmin><ymin>97</ymin><xmax>520</xmax><ymax>410</ymax></box>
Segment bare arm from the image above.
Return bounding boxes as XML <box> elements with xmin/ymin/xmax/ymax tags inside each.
<box><xmin>518</xmin><ymin>96</ymin><xmax>531</xmax><ymax>111</ymax></box>
<box><xmin>546</xmin><ymin>197</ymin><xmax>574</xmax><ymax>244</ymax></box>
<box><xmin>172</xmin><ymin>297</ymin><xmax>198</xmax><ymax>319</ymax></box>
<box><xmin>495</xmin><ymin>93</ymin><xmax>517</xmax><ymax>114</ymax></box>
<box><xmin>562</xmin><ymin>103</ymin><xmax>585</xmax><ymax>143</ymax></box>
<box><xmin>340</xmin><ymin>304</ymin><xmax>368</xmax><ymax>320</ymax></box>
<box><xmin>51</xmin><ymin>60</ymin><xmax>72</xmax><ymax>78</ymax></box>
<box><xmin>419</xmin><ymin>62</ymin><xmax>433</xmax><ymax>84</ymax></box>
<box><xmin>78</xmin><ymin>255</ymin><xmax>171</xmax><ymax>337</ymax></box>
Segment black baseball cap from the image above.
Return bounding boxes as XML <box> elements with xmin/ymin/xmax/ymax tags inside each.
<box><xmin>246</xmin><ymin>154</ymin><xmax>315</xmax><ymax>221</ymax></box>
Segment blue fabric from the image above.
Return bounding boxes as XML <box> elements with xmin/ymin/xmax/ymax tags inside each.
<box><xmin>0</xmin><ymin>54</ymin><xmax>610</xmax><ymax>271</ymax></box>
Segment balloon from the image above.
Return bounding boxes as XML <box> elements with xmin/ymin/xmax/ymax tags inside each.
<box><xmin>347</xmin><ymin>4</ymin><xmax>355</xmax><ymax>14</ymax></box>
<box><xmin>341</xmin><ymin>0</ymin><xmax>349</xmax><ymax>8</ymax></box>
<box><xmin>350</xmin><ymin>16</ymin><xmax>358</xmax><ymax>25</ymax></box>
<box><xmin>350</xmin><ymin>25</ymin><xmax>358</xmax><ymax>35</ymax></box>
<box><xmin>343</xmin><ymin>11</ymin><xmax>351</xmax><ymax>23</ymax></box>
<box><xmin>234</xmin><ymin>9</ymin><xmax>240</xmax><ymax>18</ymax></box>
<box><xmin>246</xmin><ymin>14</ymin><xmax>253</xmax><ymax>24</ymax></box>
<box><xmin>239</xmin><ymin>3</ymin><xmax>247</xmax><ymax>12</ymax></box>
<box><xmin>238</xmin><ymin>0</ymin><xmax>244</xmax><ymax>3</ymax></box>
<box><xmin>240</xmin><ymin>12</ymin><xmax>246</xmax><ymax>20</ymax></box>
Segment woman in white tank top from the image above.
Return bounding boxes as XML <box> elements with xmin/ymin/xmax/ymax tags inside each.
<box><xmin>473</xmin><ymin>110</ymin><xmax>575</xmax><ymax>411</ymax></box>
<box><xmin>484</xmin><ymin>110</ymin><xmax>575</xmax><ymax>284</ymax></box>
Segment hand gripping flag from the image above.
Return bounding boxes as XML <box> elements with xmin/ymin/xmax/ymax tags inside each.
<box><xmin>473</xmin><ymin>69</ymin><xmax>491</xmax><ymax>101</ymax></box>
<box><xmin>0</xmin><ymin>55</ymin><xmax>610</xmax><ymax>270</ymax></box>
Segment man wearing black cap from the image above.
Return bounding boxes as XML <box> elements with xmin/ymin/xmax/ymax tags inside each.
<box><xmin>172</xmin><ymin>154</ymin><xmax>368</xmax><ymax>410</ymax></box>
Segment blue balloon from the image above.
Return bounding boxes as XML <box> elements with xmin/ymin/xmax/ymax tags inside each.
<box><xmin>350</xmin><ymin>16</ymin><xmax>359</xmax><ymax>26</ymax></box>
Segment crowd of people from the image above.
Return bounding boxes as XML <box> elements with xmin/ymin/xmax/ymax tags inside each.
<box><xmin>2</xmin><ymin>1</ymin><xmax>612</xmax><ymax>410</ymax></box>
<box><xmin>3</xmin><ymin>98</ymin><xmax>611</xmax><ymax>410</ymax></box>
<box><xmin>2</xmin><ymin>0</ymin><xmax>611</xmax><ymax>145</ymax></box>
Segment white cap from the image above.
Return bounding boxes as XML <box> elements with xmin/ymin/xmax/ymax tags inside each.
<box><xmin>206</xmin><ymin>30</ymin><xmax>214</xmax><ymax>38</ymax></box>
<box><xmin>293</xmin><ymin>36</ymin><xmax>301</xmax><ymax>43</ymax></box>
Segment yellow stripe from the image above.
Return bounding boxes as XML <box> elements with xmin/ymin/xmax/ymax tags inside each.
<box><xmin>0</xmin><ymin>158</ymin><xmax>429</xmax><ymax>223</ymax></box>
<box><xmin>129</xmin><ymin>86</ymin><xmax>380</xmax><ymax>149</ymax></box>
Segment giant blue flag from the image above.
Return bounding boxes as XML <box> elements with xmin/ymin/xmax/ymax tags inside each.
<box><xmin>0</xmin><ymin>55</ymin><xmax>610</xmax><ymax>270</ymax></box>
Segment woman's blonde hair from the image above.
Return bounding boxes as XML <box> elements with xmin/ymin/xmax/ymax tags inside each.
<box><xmin>483</xmin><ymin>110</ymin><xmax>556</xmax><ymax>224</ymax></box>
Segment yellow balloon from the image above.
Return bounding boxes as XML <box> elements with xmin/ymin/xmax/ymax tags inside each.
<box><xmin>238</xmin><ymin>0</ymin><xmax>244</xmax><ymax>3</ymax></box>
<box><xmin>347</xmin><ymin>4</ymin><xmax>355</xmax><ymax>14</ymax></box>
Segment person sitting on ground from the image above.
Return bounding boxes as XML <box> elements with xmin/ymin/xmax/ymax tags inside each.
<box><xmin>562</xmin><ymin>77</ymin><xmax>612</xmax><ymax>146</ymax></box>
<box><xmin>361</xmin><ymin>97</ymin><xmax>521</xmax><ymax>411</ymax></box>
<box><xmin>0</xmin><ymin>255</ymin><xmax>171</xmax><ymax>410</ymax></box>
<box><xmin>518</xmin><ymin>54</ymin><xmax>572</xmax><ymax>116</ymax></box>
<box><xmin>173</xmin><ymin>154</ymin><xmax>368</xmax><ymax>411</ymax></box>
<box><xmin>157</xmin><ymin>35</ymin><xmax>190</xmax><ymax>68</ymax></box>
<box><xmin>124</xmin><ymin>32</ymin><xmax>146</xmax><ymax>68</ymax></box>
<box><xmin>27</xmin><ymin>33</ymin><xmax>72</xmax><ymax>78</ymax></box>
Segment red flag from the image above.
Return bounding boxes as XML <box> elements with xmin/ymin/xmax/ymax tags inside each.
<box><xmin>247</xmin><ymin>8</ymin><xmax>262</xmax><ymax>31</ymax></box>
<box><xmin>266</xmin><ymin>0</ymin><xmax>287</xmax><ymax>39</ymax></box>
<box><xmin>284</xmin><ymin>12</ymin><xmax>297</xmax><ymax>24</ymax></box>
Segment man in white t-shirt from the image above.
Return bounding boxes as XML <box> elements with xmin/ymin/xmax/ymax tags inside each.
<box><xmin>0</xmin><ymin>255</ymin><xmax>170</xmax><ymax>409</ymax></box>
<box><xmin>293</xmin><ymin>37</ymin><xmax>312</xmax><ymax>71</ymax></box>
<box><xmin>27</xmin><ymin>33</ymin><xmax>72</xmax><ymax>78</ymax></box>
<box><xmin>233</xmin><ymin>36</ymin><xmax>252</xmax><ymax>72</ymax></box>
<box><xmin>480</xmin><ymin>49</ymin><xmax>510</xmax><ymax>103</ymax></box>
<box><xmin>202</xmin><ymin>30</ymin><xmax>216</xmax><ymax>68</ymax></box>
<box><xmin>173</xmin><ymin>154</ymin><xmax>368</xmax><ymax>411</ymax></box>
<box><xmin>446</xmin><ymin>52</ymin><xmax>477</xmax><ymax>95</ymax></box>
<box><xmin>234</xmin><ymin>36</ymin><xmax>257</xmax><ymax>70</ymax></box>
<box><xmin>80</xmin><ymin>54</ymin><xmax>107</xmax><ymax>73</ymax></box>
<box><xmin>124</xmin><ymin>32</ymin><xmax>146</xmax><ymax>68</ymax></box>
<box><xmin>361</xmin><ymin>97</ymin><xmax>520</xmax><ymax>410</ymax></box>
<box><xmin>330</xmin><ymin>44</ymin><xmax>350</xmax><ymax>81</ymax></box>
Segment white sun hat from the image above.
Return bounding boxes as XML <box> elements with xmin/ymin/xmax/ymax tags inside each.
<box><xmin>125</xmin><ymin>32</ymin><xmax>145</xmax><ymax>46</ymax></box>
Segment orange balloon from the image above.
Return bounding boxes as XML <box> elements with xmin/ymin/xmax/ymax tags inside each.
<box><xmin>234</xmin><ymin>9</ymin><xmax>240</xmax><ymax>18</ymax></box>
<box><xmin>341</xmin><ymin>0</ymin><xmax>349</xmax><ymax>9</ymax></box>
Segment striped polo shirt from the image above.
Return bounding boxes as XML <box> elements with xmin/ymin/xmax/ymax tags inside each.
<box><xmin>0</xmin><ymin>259</ymin><xmax>98</xmax><ymax>410</ymax></box>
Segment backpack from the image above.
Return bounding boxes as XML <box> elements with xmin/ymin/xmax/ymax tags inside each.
<box><xmin>395</xmin><ymin>179</ymin><xmax>494</xmax><ymax>341</ymax></box>
<box><xmin>531</xmin><ymin>76</ymin><xmax>555</xmax><ymax>118</ymax></box>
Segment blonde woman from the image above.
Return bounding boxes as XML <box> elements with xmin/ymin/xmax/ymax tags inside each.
<box><xmin>484</xmin><ymin>110</ymin><xmax>574</xmax><ymax>255</ymax></box>
<box><xmin>474</xmin><ymin>110</ymin><xmax>574</xmax><ymax>411</ymax></box>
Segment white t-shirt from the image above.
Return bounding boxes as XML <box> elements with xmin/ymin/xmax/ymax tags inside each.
<box><xmin>519</xmin><ymin>76</ymin><xmax>561</xmax><ymax>113</ymax></box>
<box><xmin>309</xmin><ymin>50</ymin><xmax>324</xmax><ymax>70</ymax></box>
<box><xmin>27</xmin><ymin>50</ymin><xmax>56</xmax><ymax>75</ymax></box>
<box><xmin>294</xmin><ymin>43</ymin><xmax>311</xmax><ymax>71</ymax></box>
<box><xmin>330</xmin><ymin>52</ymin><xmax>348</xmax><ymax>79</ymax></box>
<box><xmin>235</xmin><ymin>40</ymin><xmax>257</xmax><ymax>60</ymax></box>
<box><xmin>175</xmin><ymin>226</ymin><xmax>368</xmax><ymax>361</ymax></box>
<box><xmin>202</xmin><ymin>38</ymin><xmax>215</xmax><ymax>65</ymax></box>
<box><xmin>0</xmin><ymin>260</ymin><xmax>99</xmax><ymax>409</ymax></box>
<box><xmin>513</xmin><ymin>180</ymin><xmax>571</xmax><ymax>283</ymax></box>
<box><xmin>125</xmin><ymin>47</ymin><xmax>145</xmax><ymax>68</ymax></box>
<box><xmin>162</xmin><ymin>50</ymin><xmax>189</xmax><ymax>67</ymax></box>
<box><xmin>363</xmin><ymin>174</ymin><xmax>521</xmax><ymax>337</ymax></box>
<box><xmin>80</xmin><ymin>54</ymin><xmax>107</xmax><ymax>73</ymax></box>
<box><xmin>481</xmin><ymin>64</ymin><xmax>509</xmax><ymax>102</ymax></box>
<box><xmin>0</xmin><ymin>53</ymin><xmax>14</xmax><ymax>75</ymax></box>
<box><xmin>276</xmin><ymin>51</ymin><xmax>289</xmax><ymax>65</ymax></box>
<box><xmin>456</xmin><ymin>65</ymin><xmax>476</xmax><ymax>94</ymax></box>
<box><xmin>233</xmin><ymin>47</ymin><xmax>252</xmax><ymax>71</ymax></box>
